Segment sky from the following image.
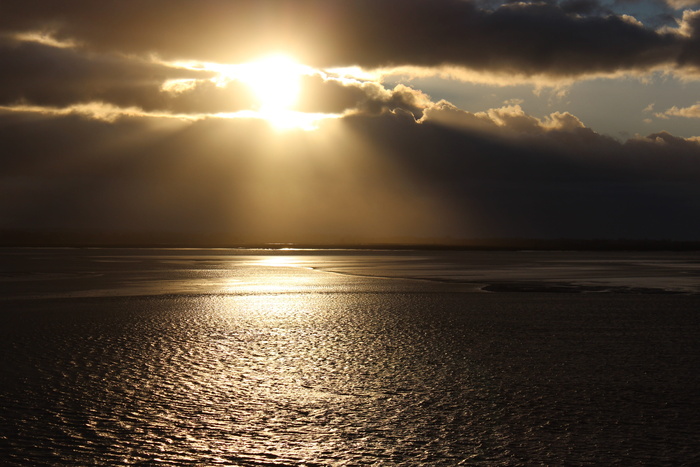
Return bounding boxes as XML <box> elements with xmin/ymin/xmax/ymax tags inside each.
<box><xmin>1</xmin><ymin>0</ymin><xmax>700</xmax><ymax>244</ymax></box>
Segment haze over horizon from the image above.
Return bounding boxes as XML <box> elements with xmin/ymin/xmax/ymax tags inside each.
<box><xmin>2</xmin><ymin>0</ymin><xmax>700</xmax><ymax>243</ymax></box>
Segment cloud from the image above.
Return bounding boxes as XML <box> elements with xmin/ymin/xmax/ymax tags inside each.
<box><xmin>344</xmin><ymin>83</ymin><xmax>432</xmax><ymax>119</ymax></box>
<box><xmin>0</xmin><ymin>34</ymin><xmax>434</xmax><ymax>122</ymax></box>
<box><xmin>295</xmin><ymin>75</ymin><xmax>430</xmax><ymax>116</ymax></box>
<box><xmin>666</xmin><ymin>0</ymin><xmax>700</xmax><ymax>8</ymax></box>
<box><xmin>1</xmin><ymin>0</ymin><xmax>698</xmax><ymax>81</ymax></box>
<box><xmin>422</xmin><ymin>102</ymin><xmax>592</xmax><ymax>143</ymax></box>
<box><xmin>0</xmin><ymin>102</ymin><xmax>209</xmax><ymax>122</ymax></box>
<box><xmin>344</xmin><ymin>110</ymin><xmax>700</xmax><ymax>239</ymax></box>
<box><xmin>656</xmin><ymin>101</ymin><xmax>700</xmax><ymax>118</ymax></box>
<box><xmin>676</xmin><ymin>10</ymin><xmax>700</xmax><ymax>69</ymax></box>
<box><xmin>0</xmin><ymin>111</ymin><xmax>453</xmax><ymax>240</ymax></box>
<box><xmin>0</xmin><ymin>38</ymin><xmax>263</xmax><ymax>115</ymax></box>
<box><xmin>561</xmin><ymin>0</ymin><xmax>613</xmax><ymax>16</ymax></box>
<box><xmin>627</xmin><ymin>130</ymin><xmax>700</xmax><ymax>149</ymax></box>
<box><xmin>1</xmin><ymin>102</ymin><xmax>699</xmax><ymax>241</ymax></box>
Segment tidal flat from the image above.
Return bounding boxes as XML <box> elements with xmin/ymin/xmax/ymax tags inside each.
<box><xmin>1</xmin><ymin>248</ymin><xmax>699</xmax><ymax>465</ymax></box>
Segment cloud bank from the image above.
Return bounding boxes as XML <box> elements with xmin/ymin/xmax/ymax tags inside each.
<box><xmin>1</xmin><ymin>105</ymin><xmax>699</xmax><ymax>241</ymax></box>
<box><xmin>2</xmin><ymin>0</ymin><xmax>700</xmax><ymax>79</ymax></box>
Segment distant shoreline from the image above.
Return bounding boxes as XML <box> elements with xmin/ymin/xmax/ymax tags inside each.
<box><xmin>1</xmin><ymin>231</ymin><xmax>700</xmax><ymax>251</ymax></box>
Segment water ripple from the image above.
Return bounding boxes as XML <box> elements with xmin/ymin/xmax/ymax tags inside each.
<box><xmin>1</xmin><ymin>251</ymin><xmax>699</xmax><ymax>465</ymax></box>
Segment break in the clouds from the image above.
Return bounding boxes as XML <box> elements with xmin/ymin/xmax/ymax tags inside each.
<box><xmin>1</xmin><ymin>0</ymin><xmax>700</xmax><ymax>243</ymax></box>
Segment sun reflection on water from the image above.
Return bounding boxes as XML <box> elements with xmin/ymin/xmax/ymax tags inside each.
<box><xmin>255</xmin><ymin>256</ymin><xmax>307</xmax><ymax>268</ymax></box>
<box><xmin>220</xmin><ymin>255</ymin><xmax>322</xmax><ymax>295</ymax></box>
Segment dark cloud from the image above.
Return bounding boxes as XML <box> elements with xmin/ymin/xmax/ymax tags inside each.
<box><xmin>1</xmin><ymin>0</ymin><xmax>696</xmax><ymax>77</ymax></box>
<box><xmin>0</xmin><ymin>37</ymin><xmax>432</xmax><ymax>118</ymax></box>
<box><xmin>0</xmin><ymin>111</ymin><xmax>451</xmax><ymax>240</ymax></box>
<box><xmin>678</xmin><ymin>10</ymin><xmax>700</xmax><ymax>67</ymax></box>
<box><xmin>1</xmin><ymin>107</ymin><xmax>699</xmax><ymax>241</ymax></box>
<box><xmin>343</xmin><ymin>111</ymin><xmax>700</xmax><ymax>239</ymax></box>
<box><xmin>560</xmin><ymin>0</ymin><xmax>610</xmax><ymax>15</ymax></box>
<box><xmin>296</xmin><ymin>79</ymin><xmax>429</xmax><ymax>118</ymax></box>
<box><xmin>0</xmin><ymin>39</ymin><xmax>257</xmax><ymax>114</ymax></box>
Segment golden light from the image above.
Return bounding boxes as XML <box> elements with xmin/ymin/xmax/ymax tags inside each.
<box><xmin>235</xmin><ymin>54</ymin><xmax>310</xmax><ymax>129</ymax></box>
<box><xmin>166</xmin><ymin>55</ymin><xmax>342</xmax><ymax>130</ymax></box>
<box><xmin>241</xmin><ymin>55</ymin><xmax>301</xmax><ymax>110</ymax></box>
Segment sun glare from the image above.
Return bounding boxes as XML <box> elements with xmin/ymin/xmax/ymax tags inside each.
<box><xmin>199</xmin><ymin>53</ymin><xmax>338</xmax><ymax>130</ymax></box>
<box><xmin>235</xmin><ymin>54</ymin><xmax>308</xmax><ymax>127</ymax></box>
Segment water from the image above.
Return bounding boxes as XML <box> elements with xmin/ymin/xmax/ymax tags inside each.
<box><xmin>1</xmin><ymin>248</ymin><xmax>699</xmax><ymax>465</ymax></box>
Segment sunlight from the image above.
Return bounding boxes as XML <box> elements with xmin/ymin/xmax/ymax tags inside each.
<box><xmin>241</xmin><ymin>55</ymin><xmax>301</xmax><ymax>110</ymax></box>
<box><xmin>259</xmin><ymin>110</ymin><xmax>335</xmax><ymax>131</ymax></box>
<box><xmin>215</xmin><ymin>256</ymin><xmax>322</xmax><ymax>295</ymax></box>
<box><xmin>235</xmin><ymin>54</ymin><xmax>307</xmax><ymax>128</ymax></box>
<box><xmin>163</xmin><ymin>55</ymin><xmax>343</xmax><ymax>130</ymax></box>
<box><xmin>256</xmin><ymin>256</ymin><xmax>304</xmax><ymax>268</ymax></box>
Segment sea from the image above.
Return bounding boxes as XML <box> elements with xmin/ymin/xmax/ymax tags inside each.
<box><xmin>1</xmin><ymin>247</ymin><xmax>699</xmax><ymax>465</ymax></box>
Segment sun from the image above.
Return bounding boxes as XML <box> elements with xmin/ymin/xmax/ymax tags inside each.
<box><xmin>216</xmin><ymin>53</ymin><xmax>334</xmax><ymax>130</ymax></box>
<box><xmin>237</xmin><ymin>54</ymin><xmax>307</xmax><ymax>128</ymax></box>
<box><xmin>240</xmin><ymin>55</ymin><xmax>301</xmax><ymax>111</ymax></box>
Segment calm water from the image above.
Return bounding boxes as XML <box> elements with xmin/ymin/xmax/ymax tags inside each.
<box><xmin>1</xmin><ymin>248</ymin><xmax>699</xmax><ymax>465</ymax></box>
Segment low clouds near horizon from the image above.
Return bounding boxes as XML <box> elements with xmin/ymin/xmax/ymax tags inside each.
<box><xmin>3</xmin><ymin>107</ymin><xmax>699</xmax><ymax>241</ymax></box>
